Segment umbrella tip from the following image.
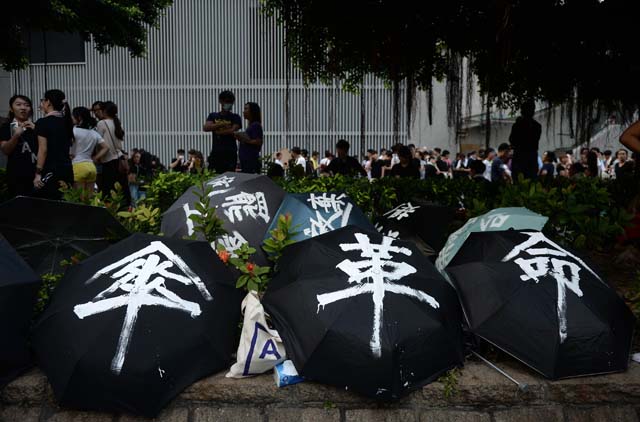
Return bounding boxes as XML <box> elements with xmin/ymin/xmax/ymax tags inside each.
<box><xmin>518</xmin><ymin>383</ymin><xmax>529</xmax><ymax>393</ymax></box>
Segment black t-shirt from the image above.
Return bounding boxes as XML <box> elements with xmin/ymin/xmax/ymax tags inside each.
<box><xmin>509</xmin><ymin>117</ymin><xmax>541</xmax><ymax>160</ymax></box>
<box><xmin>327</xmin><ymin>155</ymin><xmax>366</xmax><ymax>177</ymax></box>
<box><xmin>170</xmin><ymin>157</ymin><xmax>189</xmax><ymax>173</ymax></box>
<box><xmin>390</xmin><ymin>161</ymin><xmax>420</xmax><ymax>179</ymax></box>
<box><xmin>615</xmin><ymin>161</ymin><xmax>635</xmax><ymax>179</ymax></box>
<box><xmin>424</xmin><ymin>164</ymin><xmax>439</xmax><ymax>178</ymax></box>
<box><xmin>206</xmin><ymin>111</ymin><xmax>242</xmax><ymax>152</ymax></box>
<box><xmin>436</xmin><ymin>159</ymin><xmax>450</xmax><ymax>172</ymax></box>
<box><xmin>34</xmin><ymin>115</ymin><xmax>72</xmax><ymax>171</ymax></box>
<box><xmin>371</xmin><ymin>159</ymin><xmax>385</xmax><ymax>179</ymax></box>
<box><xmin>0</xmin><ymin>122</ymin><xmax>38</xmax><ymax>183</ymax></box>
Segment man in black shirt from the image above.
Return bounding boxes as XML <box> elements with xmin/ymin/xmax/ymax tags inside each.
<box><xmin>509</xmin><ymin>100</ymin><xmax>542</xmax><ymax>180</ymax></box>
<box><xmin>390</xmin><ymin>145</ymin><xmax>420</xmax><ymax>179</ymax></box>
<box><xmin>203</xmin><ymin>91</ymin><xmax>241</xmax><ymax>174</ymax></box>
<box><xmin>327</xmin><ymin>139</ymin><xmax>367</xmax><ymax>177</ymax></box>
<box><xmin>369</xmin><ymin>150</ymin><xmax>385</xmax><ymax>179</ymax></box>
<box><xmin>469</xmin><ymin>159</ymin><xmax>491</xmax><ymax>189</ymax></box>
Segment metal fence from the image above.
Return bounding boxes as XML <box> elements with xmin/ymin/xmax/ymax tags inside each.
<box><xmin>10</xmin><ymin>0</ymin><xmax>407</xmax><ymax>165</ymax></box>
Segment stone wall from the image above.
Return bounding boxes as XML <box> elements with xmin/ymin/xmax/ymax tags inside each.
<box><xmin>2</xmin><ymin>361</ymin><xmax>640</xmax><ymax>421</ymax></box>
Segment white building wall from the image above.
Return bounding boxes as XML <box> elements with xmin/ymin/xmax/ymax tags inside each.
<box><xmin>9</xmin><ymin>0</ymin><xmax>409</xmax><ymax>165</ymax></box>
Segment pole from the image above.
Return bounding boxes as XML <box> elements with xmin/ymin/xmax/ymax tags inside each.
<box><xmin>471</xmin><ymin>351</ymin><xmax>529</xmax><ymax>392</ymax></box>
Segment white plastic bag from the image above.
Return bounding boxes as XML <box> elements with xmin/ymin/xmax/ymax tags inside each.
<box><xmin>226</xmin><ymin>291</ymin><xmax>286</xmax><ymax>378</ymax></box>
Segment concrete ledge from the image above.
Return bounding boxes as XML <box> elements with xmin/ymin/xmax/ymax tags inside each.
<box><xmin>2</xmin><ymin>362</ymin><xmax>640</xmax><ymax>421</ymax></box>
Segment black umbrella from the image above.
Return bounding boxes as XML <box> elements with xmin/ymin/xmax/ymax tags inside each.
<box><xmin>446</xmin><ymin>230</ymin><xmax>635</xmax><ymax>379</ymax></box>
<box><xmin>161</xmin><ymin>172</ymin><xmax>285</xmax><ymax>265</ymax></box>
<box><xmin>0</xmin><ymin>236</ymin><xmax>40</xmax><ymax>388</ymax></box>
<box><xmin>0</xmin><ymin>196</ymin><xmax>129</xmax><ymax>275</ymax></box>
<box><xmin>375</xmin><ymin>200</ymin><xmax>454</xmax><ymax>258</ymax></box>
<box><xmin>263</xmin><ymin>226</ymin><xmax>464</xmax><ymax>399</ymax></box>
<box><xmin>32</xmin><ymin>233</ymin><xmax>243</xmax><ymax>417</ymax></box>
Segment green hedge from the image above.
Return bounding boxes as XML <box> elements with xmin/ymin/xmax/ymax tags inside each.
<box><xmin>141</xmin><ymin>171</ymin><xmax>635</xmax><ymax>252</ymax></box>
<box><xmin>0</xmin><ymin>167</ymin><xmax>635</xmax><ymax>252</ymax></box>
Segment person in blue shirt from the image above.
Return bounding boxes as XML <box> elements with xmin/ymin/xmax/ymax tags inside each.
<box><xmin>234</xmin><ymin>102</ymin><xmax>263</xmax><ymax>174</ymax></box>
<box><xmin>491</xmin><ymin>143</ymin><xmax>512</xmax><ymax>184</ymax></box>
<box><xmin>203</xmin><ymin>91</ymin><xmax>242</xmax><ymax>173</ymax></box>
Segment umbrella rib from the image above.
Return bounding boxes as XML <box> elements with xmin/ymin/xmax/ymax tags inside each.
<box><xmin>1</xmin><ymin>224</ymin><xmax>112</xmax><ymax>243</ymax></box>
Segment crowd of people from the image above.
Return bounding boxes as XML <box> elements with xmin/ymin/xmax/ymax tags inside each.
<box><xmin>0</xmin><ymin>90</ymin><xmax>167</xmax><ymax>206</ymax></box>
<box><xmin>1</xmin><ymin>90</ymin><xmax>638</xmax><ymax>209</ymax></box>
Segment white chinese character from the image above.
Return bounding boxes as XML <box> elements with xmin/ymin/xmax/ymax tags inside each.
<box><xmin>216</xmin><ymin>230</ymin><xmax>248</xmax><ymax>257</ymax></box>
<box><xmin>317</xmin><ymin>233</ymin><xmax>439</xmax><ymax>357</ymax></box>
<box><xmin>73</xmin><ymin>241</ymin><xmax>213</xmax><ymax>375</ymax></box>
<box><xmin>374</xmin><ymin>223</ymin><xmax>399</xmax><ymax>239</ymax></box>
<box><xmin>206</xmin><ymin>175</ymin><xmax>235</xmax><ymax>197</ymax></box>
<box><xmin>479</xmin><ymin>213</ymin><xmax>509</xmax><ymax>231</ymax></box>
<box><xmin>304</xmin><ymin>202</ymin><xmax>353</xmax><ymax>237</ymax></box>
<box><xmin>183</xmin><ymin>203</ymin><xmax>199</xmax><ymax>236</ymax></box>
<box><xmin>384</xmin><ymin>203</ymin><xmax>420</xmax><ymax>221</ymax></box>
<box><xmin>502</xmin><ymin>232</ymin><xmax>602</xmax><ymax>343</ymax></box>
<box><xmin>307</xmin><ymin>193</ymin><xmax>347</xmax><ymax>213</ymax></box>
<box><xmin>221</xmin><ymin>191</ymin><xmax>270</xmax><ymax>224</ymax></box>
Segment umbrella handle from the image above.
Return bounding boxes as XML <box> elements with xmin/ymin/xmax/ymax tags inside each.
<box><xmin>470</xmin><ymin>351</ymin><xmax>529</xmax><ymax>392</ymax></box>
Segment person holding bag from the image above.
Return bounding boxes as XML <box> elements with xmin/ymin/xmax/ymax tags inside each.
<box><xmin>33</xmin><ymin>89</ymin><xmax>74</xmax><ymax>200</ymax></box>
<box><xmin>96</xmin><ymin>101</ymin><xmax>130</xmax><ymax>205</ymax></box>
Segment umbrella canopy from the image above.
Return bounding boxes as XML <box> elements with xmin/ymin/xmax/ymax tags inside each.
<box><xmin>161</xmin><ymin>172</ymin><xmax>285</xmax><ymax>265</ymax></box>
<box><xmin>264</xmin><ymin>192</ymin><xmax>375</xmax><ymax>242</ymax></box>
<box><xmin>375</xmin><ymin>200</ymin><xmax>454</xmax><ymax>258</ymax></box>
<box><xmin>32</xmin><ymin>234</ymin><xmax>243</xmax><ymax>417</ymax></box>
<box><xmin>0</xmin><ymin>236</ymin><xmax>40</xmax><ymax>388</ymax></box>
<box><xmin>446</xmin><ymin>230</ymin><xmax>635</xmax><ymax>379</ymax></box>
<box><xmin>0</xmin><ymin>196</ymin><xmax>129</xmax><ymax>275</ymax></box>
<box><xmin>263</xmin><ymin>226</ymin><xmax>464</xmax><ymax>399</ymax></box>
<box><xmin>436</xmin><ymin>207</ymin><xmax>548</xmax><ymax>277</ymax></box>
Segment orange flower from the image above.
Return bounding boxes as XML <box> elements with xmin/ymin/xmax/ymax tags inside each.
<box><xmin>246</xmin><ymin>262</ymin><xmax>255</xmax><ymax>273</ymax></box>
<box><xmin>218</xmin><ymin>249</ymin><xmax>230</xmax><ymax>264</ymax></box>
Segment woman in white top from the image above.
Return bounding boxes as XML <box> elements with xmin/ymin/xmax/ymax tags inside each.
<box><xmin>71</xmin><ymin>107</ymin><xmax>107</xmax><ymax>193</ymax></box>
<box><xmin>96</xmin><ymin>101</ymin><xmax>130</xmax><ymax>205</ymax></box>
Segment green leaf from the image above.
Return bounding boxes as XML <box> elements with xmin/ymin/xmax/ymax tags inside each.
<box><xmin>247</xmin><ymin>280</ymin><xmax>259</xmax><ymax>292</ymax></box>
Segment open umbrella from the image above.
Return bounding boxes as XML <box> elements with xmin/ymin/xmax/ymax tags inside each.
<box><xmin>264</xmin><ymin>192</ymin><xmax>375</xmax><ymax>242</ymax></box>
<box><xmin>32</xmin><ymin>234</ymin><xmax>243</xmax><ymax>416</ymax></box>
<box><xmin>436</xmin><ymin>207</ymin><xmax>548</xmax><ymax>278</ymax></box>
<box><xmin>446</xmin><ymin>230</ymin><xmax>634</xmax><ymax>379</ymax></box>
<box><xmin>375</xmin><ymin>200</ymin><xmax>454</xmax><ymax>258</ymax></box>
<box><xmin>263</xmin><ymin>226</ymin><xmax>464</xmax><ymax>399</ymax></box>
<box><xmin>0</xmin><ymin>196</ymin><xmax>129</xmax><ymax>275</ymax></box>
<box><xmin>161</xmin><ymin>172</ymin><xmax>285</xmax><ymax>265</ymax></box>
<box><xmin>0</xmin><ymin>236</ymin><xmax>40</xmax><ymax>388</ymax></box>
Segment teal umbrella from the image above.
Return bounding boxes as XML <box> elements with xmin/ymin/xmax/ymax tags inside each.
<box><xmin>435</xmin><ymin>207</ymin><xmax>548</xmax><ymax>279</ymax></box>
<box><xmin>263</xmin><ymin>192</ymin><xmax>375</xmax><ymax>243</ymax></box>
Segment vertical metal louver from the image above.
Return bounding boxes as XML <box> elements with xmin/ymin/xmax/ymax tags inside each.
<box><xmin>10</xmin><ymin>0</ymin><xmax>408</xmax><ymax>164</ymax></box>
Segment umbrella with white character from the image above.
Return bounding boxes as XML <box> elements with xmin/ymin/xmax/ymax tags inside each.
<box><xmin>435</xmin><ymin>207</ymin><xmax>548</xmax><ymax>279</ymax></box>
<box><xmin>263</xmin><ymin>192</ymin><xmax>375</xmax><ymax>243</ymax></box>
<box><xmin>375</xmin><ymin>200</ymin><xmax>454</xmax><ymax>259</ymax></box>
<box><xmin>445</xmin><ymin>230</ymin><xmax>635</xmax><ymax>379</ymax></box>
<box><xmin>263</xmin><ymin>226</ymin><xmax>464</xmax><ymax>399</ymax></box>
<box><xmin>161</xmin><ymin>172</ymin><xmax>285</xmax><ymax>265</ymax></box>
<box><xmin>32</xmin><ymin>234</ymin><xmax>243</xmax><ymax>417</ymax></box>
